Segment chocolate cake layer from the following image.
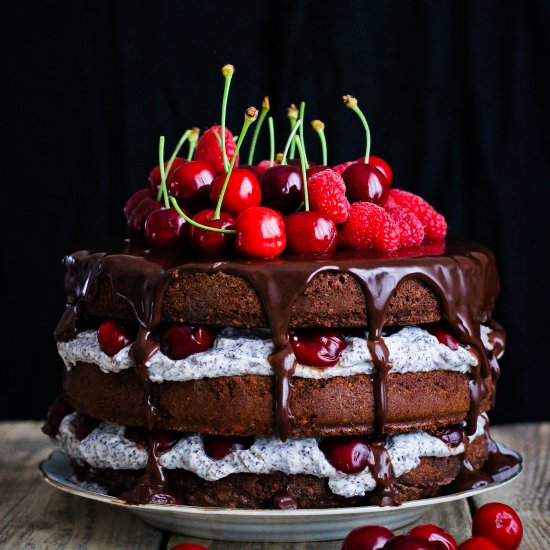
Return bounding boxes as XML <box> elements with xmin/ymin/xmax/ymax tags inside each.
<box><xmin>70</xmin><ymin>435</ymin><xmax>488</xmax><ymax>509</ymax></box>
<box><xmin>65</xmin><ymin>363</ymin><xmax>495</xmax><ymax>436</ymax></box>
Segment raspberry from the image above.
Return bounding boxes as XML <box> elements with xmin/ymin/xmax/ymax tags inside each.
<box><xmin>332</xmin><ymin>161</ymin><xmax>354</xmax><ymax>175</ymax></box>
<box><xmin>307</xmin><ymin>168</ymin><xmax>351</xmax><ymax>223</ymax></box>
<box><xmin>339</xmin><ymin>202</ymin><xmax>399</xmax><ymax>252</ymax></box>
<box><xmin>389</xmin><ymin>189</ymin><xmax>447</xmax><ymax>239</ymax></box>
<box><xmin>386</xmin><ymin>204</ymin><xmax>424</xmax><ymax>247</ymax></box>
<box><xmin>195</xmin><ymin>125</ymin><xmax>238</xmax><ymax>175</ymax></box>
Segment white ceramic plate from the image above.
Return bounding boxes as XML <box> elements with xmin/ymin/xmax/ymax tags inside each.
<box><xmin>40</xmin><ymin>450</ymin><xmax>522</xmax><ymax>542</ymax></box>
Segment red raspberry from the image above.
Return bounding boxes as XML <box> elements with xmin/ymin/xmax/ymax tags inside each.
<box><xmin>307</xmin><ymin>168</ymin><xmax>351</xmax><ymax>223</ymax></box>
<box><xmin>195</xmin><ymin>125</ymin><xmax>238</xmax><ymax>175</ymax></box>
<box><xmin>386</xmin><ymin>204</ymin><xmax>424</xmax><ymax>247</ymax></box>
<box><xmin>389</xmin><ymin>189</ymin><xmax>447</xmax><ymax>239</ymax></box>
<box><xmin>339</xmin><ymin>202</ymin><xmax>399</xmax><ymax>252</ymax></box>
<box><xmin>332</xmin><ymin>161</ymin><xmax>354</xmax><ymax>175</ymax></box>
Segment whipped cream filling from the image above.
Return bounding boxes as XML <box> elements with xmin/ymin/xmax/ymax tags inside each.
<box><xmin>58</xmin><ymin>325</ymin><xmax>494</xmax><ymax>383</ymax></box>
<box><xmin>55</xmin><ymin>413</ymin><xmax>487</xmax><ymax>498</ymax></box>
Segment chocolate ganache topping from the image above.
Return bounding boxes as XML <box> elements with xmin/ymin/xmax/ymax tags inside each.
<box><xmin>55</xmin><ymin>238</ymin><xmax>500</xmax><ymax>442</ymax></box>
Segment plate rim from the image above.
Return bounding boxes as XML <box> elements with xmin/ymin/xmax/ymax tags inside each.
<box><xmin>39</xmin><ymin>449</ymin><xmax>523</xmax><ymax>517</ymax></box>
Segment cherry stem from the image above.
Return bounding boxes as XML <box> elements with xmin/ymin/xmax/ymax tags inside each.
<box><xmin>268</xmin><ymin>117</ymin><xmax>275</xmax><ymax>167</ymax></box>
<box><xmin>298</xmin><ymin>101</ymin><xmax>307</xmax><ymax>163</ymax></box>
<box><xmin>288</xmin><ymin>104</ymin><xmax>299</xmax><ymax>159</ymax></box>
<box><xmin>213</xmin><ymin>107</ymin><xmax>259</xmax><ymax>220</ymax></box>
<box><xmin>294</xmin><ymin>135</ymin><xmax>309</xmax><ymax>211</ymax></box>
<box><xmin>281</xmin><ymin>119</ymin><xmax>302</xmax><ymax>165</ymax></box>
<box><xmin>187</xmin><ymin>127</ymin><xmax>199</xmax><ymax>161</ymax></box>
<box><xmin>221</xmin><ymin>65</ymin><xmax>234</xmax><ymax>173</ymax></box>
<box><xmin>311</xmin><ymin>120</ymin><xmax>327</xmax><ymax>165</ymax></box>
<box><xmin>247</xmin><ymin>96</ymin><xmax>270</xmax><ymax>165</ymax></box>
<box><xmin>157</xmin><ymin>130</ymin><xmax>191</xmax><ymax>203</ymax></box>
<box><xmin>170</xmin><ymin>197</ymin><xmax>236</xmax><ymax>234</ymax></box>
<box><xmin>344</xmin><ymin>95</ymin><xmax>371</xmax><ymax>163</ymax></box>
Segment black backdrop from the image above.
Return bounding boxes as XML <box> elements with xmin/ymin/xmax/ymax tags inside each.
<box><xmin>2</xmin><ymin>1</ymin><xmax>549</xmax><ymax>422</ymax></box>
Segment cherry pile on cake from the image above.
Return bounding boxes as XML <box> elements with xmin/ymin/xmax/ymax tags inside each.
<box><xmin>43</xmin><ymin>65</ymin><xmax>520</xmax><ymax>509</ymax></box>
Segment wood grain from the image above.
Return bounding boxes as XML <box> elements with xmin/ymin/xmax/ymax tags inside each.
<box><xmin>0</xmin><ymin>421</ymin><xmax>546</xmax><ymax>549</ymax></box>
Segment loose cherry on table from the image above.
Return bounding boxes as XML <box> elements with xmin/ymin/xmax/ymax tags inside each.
<box><xmin>456</xmin><ymin>537</ymin><xmax>501</xmax><ymax>550</ymax></box>
<box><xmin>341</xmin><ymin>525</ymin><xmax>395</xmax><ymax>550</ymax></box>
<box><xmin>73</xmin><ymin>414</ymin><xmax>100</xmax><ymax>441</ymax></box>
<box><xmin>203</xmin><ymin>435</ymin><xmax>255</xmax><ymax>460</ymax></box>
<box><xmin>160</xmin><ymin>324</ymin><xmax>217</xmax><ymax>360</ymax></box>
<box><xmin>425</xmin><ymin>323</ymin><xmax>460</xmax><ymax>351</ymax></box>
<box><xmin>259</xmin><ymin>165</ymin><xmax>303</xmax><ymax>214</ymax></box>
<box><xmin>383</xmin><ymin>535</ymin><xmax>436</xmax><ymax>549</ymax></box>
<box><xmin>209</xmin><ymin>168</ymin><xmax>262</xmax><ymax>216</ymax></box>
<box><xmin>188</xmin><ymin>209</ymin><xmax>236</xmax><ymax>255</ymax></box>
<box><xmin>167</xmin><ymin>160</ymin><xmax>215</xmax><ymax>214</ymax></box>
<box><xmin>408</xmin><ymin>525</ymin><xmax>458</xmax><ymax>550</ymax></box>
<box><xmin>342</xmin><ymin>162</ymin><xmax>389</xmax><ymax>205</ymax></box>
<box><xmin>235</xmin><ymin>206</ymin><xmax>286</xmax><ymax>258</ymax></box>
<box><xmin>472</xmin><ymin>502</ymin><xmax>523</xmax><ymax>550</ymax></box>
<box><xmin>148</xmin><ymin>156</ymin><xmax>187</xmax><ymax>196</ymax></box>
<box><xmin>144</xmin><ymin>207</ymin><xmax>187</xmax><ymax>249</ymax></box>
<box><xmin>290</xmin><ymin>329</ymin><xmax>346</xmax><ymax>367</ymax></box>
<box><xmin>284</xmin><ymin>211</ymin><xmax>337</xmax><ymax>255</ymax></box>
<box><xmin>319</xmin><ymin>437</ymin><xmax>370</xmax><ymax>474</ymax></box>
<box><xmin>97</xmin><ymin>319</ymin><xmax>136</xmax><ymax>356</ymax></box>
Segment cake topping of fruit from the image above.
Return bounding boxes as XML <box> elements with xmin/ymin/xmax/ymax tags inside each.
<box><xmin>160</xmin><ymin>324</ymin><xmax>217</xmax><ymax>360</ymax></box>
<box><xmin>307</xmin><ymin>168</ymin><xmax>351</xmax><ymax>223</ymax></box>
<box><xmin>320</xmin><ymin>437</ymin><xmax>371</xmax><ymax>474</ymax></box>
<box><xmin>97</xmin><ymin>319</ymin><xmax>136</xmax><ymax>356</ymax></box>
<box><xmin>203</xmin><ymin>434</ymin><xmax>255</xmax><ymax>460</ymax></box>
<box><xmin>290</xmin><ymin>329</ymin><xmax>346</xmax><ymax>367</ymax></box>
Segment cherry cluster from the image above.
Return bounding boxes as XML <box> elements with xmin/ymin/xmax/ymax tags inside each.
<box><xmin>123</xmin><ymin>66</ymin><xmax>447</xmax><ymax>258</ymax></box>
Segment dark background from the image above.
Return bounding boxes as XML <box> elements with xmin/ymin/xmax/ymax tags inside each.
<box><xmin>2</xmin><ymin>1</ymin><xmax>549</xmax><ymax>423</ymax></box>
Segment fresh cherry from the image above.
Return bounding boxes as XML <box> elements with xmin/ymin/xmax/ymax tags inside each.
<box><xmin>209</xmin><ymin>168</ymin><xmax>262</xmax><ymax>216</ymax></box>
<box><xmin>148</xmin><ymin>157</ymin><xmax>187</xmax><ymax>196</ymax></box>
<box><xmin>203</xmin><ymin>435</ymin><xmax>255</xmax><ymax>460</ymax></box>
<box><xmin>169</xmin><ymin>544</ymin><xmax>209</xmax><ymax>550</ymax></box>
<box><xmin>144</xmin><ymin>207</ymin><xmax>187</xmax><ymax>249</ymax></box>
<box><xmin>456</xmin><ymin>537</ymin><xmax>500</xmax><ymax>550</ymax></box>
<box><xmin>364</xmin><ymin>155</ymin><xmax>393</xmax><ymax>186</ymax></box>
<box><xmin>290</xmin><ymin>329</ymin><xmax>346</xmax><ymax>367</ymax></box>
<box><xmin>97</xmin><ymin>319</ymin><xmax>136</xmax><ymax>356</ymax></box>
<box><xmin>320</xmin><ymin>437</ymin><xmax>370</xmax><ymax>474</ymax></box>
<box><xmin>259</xmin><ymin>165</ymin><xmax>303</xmax><ymax>214</ymax></box>
<box><xmin>342</xmin><ymin>163</ymin><xmax>389</xmax><ymax>205</ymax></box>
<box><xmin>127</xmin><ymin>197</ymin><xmax>162</xmax><ymax>236</ymax></box>
<box><xmin>167</xmin><ymin>160</ymin><xmax>215</xmax><ymax>213</ymax></box>
<box><xmin>342</xmin><ymin>525</ymin><xmax>395</xmax><ymax>550</ymax></box>
<box><xmin>239</xmin><ymin>164</ymin><xmax>263</xmax><ymax>179</ymax></box>
<box><xmin>285</xmin><ymin>211</ymin><xmax>337</xmax><ymax>255</ymax></box>
<box><xmin>306</xmin><ymin>165</ymin><xmax>329</xmax><ymax>178</ymax></box>
<box><xmin>408</xmin><ymin>525</ymin><xmax>457</xmax><ymax>550</ymax></box>
<box><xmin>160</xmin><ymin>324</ymin><xmax>217</xmax><ymax>360</ymax></box>
<box><xmin>124</xmin><ymin>188</ymin><xmax>153</xmax><ymax>219</ymax></box>
<box><xmin>472</xmin><ymin>502</ymin><xmax>523</xmax><ymax>550</ymax></box>
<box><xmin>426</xmin><ymin>323</ymin><xmax>460</xmax><ymax>351</ymax></box>
<box><xmin>235</xmin><ymin>206</ymin><xmax>286</xmax><ymax>258</ymax></box>
<box><xmin>74</xmin><ymin>414</ymin><xmax>100</xmax><ymax>441</ymax></box>
<box><xmin>256</xmin><ymin>160</ymin><xmax>278</xmax><ymax>175</ymax></box>
<box><xmin>288</xmin><ymin>158</ymin><xmax>316</xmax><ymax>168</ymax></box>
<box><xmin>188</xmin><ymin>209</ymin><xmax>236</xmax><ymax>255</ymax></box>
<box><xmin>42</xmin><ymin>395</ymin><xmax>73</xmax><ymax>437</ymax></box>
<box><xmin>383</xmin><ymin>535</ymin><xmax>436</xmax><ymax>549</ymax></box>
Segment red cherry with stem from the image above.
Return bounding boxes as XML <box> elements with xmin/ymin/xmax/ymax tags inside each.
<box><xmin>124</xmin><ymin>188</ymin><xmax>152</xmax><ymax>219</ymax></box>
<box><xmin>408</xmin><ymin>525</ymin><xmax>458</xmax><ymax>550</ymax></box>
<box><xmin>167</xmin><ymin>160</ymin><xmax>215</xmax><ymax>213</ymax></box>
<box><xmin>259</xmin><ymin>165</ymin><xmax>303</xmax><ymax>214</ymax></box>
<box><xmin>209</xmin><ymin>168</ymin><xmax>262</xmax><ymax>216</ymax></box>
<box><xmin>290</xmin><ymin>329</ymin><xmax>346</xmax><ymax>366</ymax></box>
<box><xmin>342</xmin><ymin>163</ymin><xmax>389</xmax><ymax>205</ymax></box>
<box><xmin>342</xmin><ymin>525</ymin><xmax>395</xmax><ymax>550</ymax></box>
<box><xmin>42</xmin><ymin>395</ymin><xmax>73</xmax><ymax>437</ymax></box>
<box><xmin>472</xmin><ymin>502</ymin><xmax>523</xmax><ymax>550</ymax></box>
<box><xmin>426</xmin><ymin>323</ymin><xmax>460</xmax><ymax>350</ymax></box>
<box><xmin>203</xmin><ymin>435</ymin><xmax>255</xmax><ymax>460</ymax></box>
<box><xmin>358</xmin><ymin>155</ymin><xmax>393</xmax><ymax>186</ymax></box>
<box><xmin>456</xmin><ymin>537</ymin><xmax>500</xmax><ymax>550</ymax></box>
<box><xmin>169</xmin><ymin>544</ymin><xmax>209</xmax><ymax>550</ymax></box>
<box><xmin>144</xmin><ymin>207</ymin><xmax>188</xmax><ymax>249</ymax></box>
<box><xmin>235</xmin><ymin>206</ymin><xmax>286</xmax><ymax>258</ymax></box>
<box><xmin>148</xmin><ymin>157</ymin><xmax>187</xmax><ymax>196</ymax></box>
<box><xmin>127</xmin><ymin>197</ymin><xmax>162</xmax><ymax>236</ymax></box>
<box><xmin>183</xmin><ymin>208</ymin><xmax>236</xmax><ymax>255</ymax></box>
<box><xmin>74</xmin><ymin>414</ymin><xmax>100</xmax><ymax>441</ymax></box>
<box><xmin>319</xmin><ymin>437</ymin><xmax>370</xmax><ymax>474</ymax></box>
<box><xmin>288</xmin><ymin>158</ymin><xmax>316</xmax><ymax>168</ymax></box>
<box><xmin>97</xmin><ymin>319</ymin><xmax>136</xmax><ymax>356</ymax></box>
<box><xmin>285</xmin><ymin>211</ymin><xmax>337</xmax><ymax>255</ymax></box>
<box><xmin>383</xmin><ymin>535</ymin><xmax>436</xmax><ymax>549</ymax></box>
<box><xmin>160</xmin><ymin>324</ymin><xmax>217</xmax><ymax>360</ymax></box>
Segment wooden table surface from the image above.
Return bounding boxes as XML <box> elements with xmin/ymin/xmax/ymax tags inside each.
<box><xmin>0</xmin><ymin>422</ymin><xmax>547</xmax><ymax>549</ymax></box>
